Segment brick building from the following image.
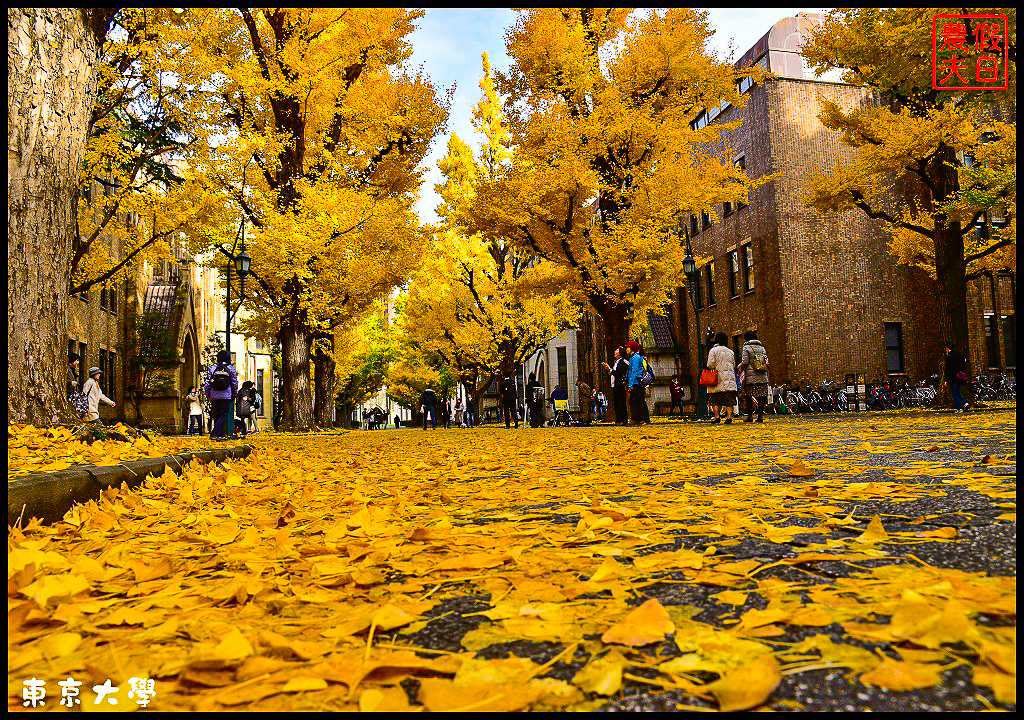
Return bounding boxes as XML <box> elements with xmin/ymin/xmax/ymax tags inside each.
<box><xmin>576</xmin><ymin>12</ymin><xmax>1014</xmax><ymax>414</ymax></box>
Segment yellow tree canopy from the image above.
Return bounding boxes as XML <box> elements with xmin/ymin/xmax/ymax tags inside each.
<box><xmin>401</xmin><ymin>53</ymin><xmax>579</xmax><ymax>385</ymax></box>
<box><xmin>74</xmin><ymin>8</ymin><xmax>223</xmax><ymax>294</ymax></box>
<box><xmin>171</xmin><ymin>8</ymin><xmax>449</xmax><ymax>427</ymax></box>
<box><xmin>459</xmin><ymin>8</ymin><xmax>762</xmax><ymax>349</ymax></box>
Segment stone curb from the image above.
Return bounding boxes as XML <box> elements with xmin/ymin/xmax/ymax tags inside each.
<box><xmin>7</xmin><ymin>445</ymin><xmax>255</xmax><ymax>527</ymax></box>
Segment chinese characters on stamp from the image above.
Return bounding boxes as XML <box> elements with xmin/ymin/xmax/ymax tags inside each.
<box><xmin>933</xmin><ymin>14</ymin><xmax>1009</xmax><ymax>90</ymax></box>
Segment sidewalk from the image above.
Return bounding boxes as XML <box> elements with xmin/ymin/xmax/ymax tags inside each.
<box><xmin>7</xmin><ymin>444</ymin><xmax>254</xmax><ymax>526</ymax></box>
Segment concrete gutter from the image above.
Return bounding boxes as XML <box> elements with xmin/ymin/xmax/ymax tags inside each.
<box><xmin>8</xmin><ymin>445</ymin><xmax>254</xmax><ymax>527</ymax></box>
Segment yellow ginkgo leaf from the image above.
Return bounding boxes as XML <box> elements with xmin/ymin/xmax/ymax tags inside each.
<box><xmin>601</xmin><ymin>599</ymin><xmax>675</xmax><ymax>646</ymax></box>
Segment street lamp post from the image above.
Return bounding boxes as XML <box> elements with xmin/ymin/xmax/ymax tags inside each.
<box><xmin>680</xmin><ymin>224</ymin><xmax>708</xmax><ymax>419</ymax></box>
<box><xmin>221</xmin><ymin>158</ymin><xmax>254</xmax><ymax>437</ymax></box>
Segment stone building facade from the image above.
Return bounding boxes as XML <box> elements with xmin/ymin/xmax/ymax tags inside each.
<box><xmin>677</xmin><ymin>12</ymin><xmax>947</xmax><ymax>400</ymax></box>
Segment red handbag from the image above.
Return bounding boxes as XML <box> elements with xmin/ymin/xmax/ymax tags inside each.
<box><xmin>699</xmin><ymin>369</ymin><xmax>719</xmax><ymax>386</ymax></box>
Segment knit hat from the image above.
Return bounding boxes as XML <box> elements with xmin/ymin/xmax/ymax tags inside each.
<box><xmin>88</xmin><ymin>366</ymin><xmax>102</xmax><ymax>376</ymax></box>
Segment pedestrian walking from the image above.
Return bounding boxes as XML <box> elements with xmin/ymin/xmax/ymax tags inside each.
<box><xmin>738</xmin><ymin>330</ymin><xmax>769</xmax><ymax>423</ymax></box>
<box><xmin>624</xmin><ymin>341</ymin><xmax>649</xmax><ymax>426</ymax></box>
<box><xmin>454</xmin><ymin>397</ymin><xmax>465</xmax><ymax>427</ymax></box>
<box><xmin>465</xmin><ymin>392</ymin><xmax>474</xmax><ymax>428</ymax></box>
<box><xmin>67</xmin><ymin>353</ymin><xmax>89</xmax><ymax>418</ymax></box>
<box><xmin>575</xmin><ymin>378</ymin><xmax>593</xmax><ymax>425</ymax></box>
<box><xmin>668</xmin><ymin>374</ymin><xmax>684</xmax><ymax>416</ymax></box>
<box><xmin>706</xmin><ymin>332</ymin><xmax>737</xmax><ymax>423</ymax></box>
<box><xmin>250</xmin><ymin>389</ymin><xmax>263</xmax><ymax>433</ymax></box>
<box><xmin>186</xmin><ymin>386</ymin><xmax>204</xmax><ymax>435</ymax></box>
<box><xmin>595</xmin><ymin>390</ymin><xmax>607</xmax><ymax>421</ymax></box>
<box><xmin>525</xmin><ymin>372</ymin><xmax>545</xmax><ymax>427</ymax></box>
<box><xmin>500</xmin><ymin>375</ymin><xmax>519</xmax><ymax>428</ymax></box>
<box><xmin>82</xmin><ymin>366</ymin><xmax>116</xmax><ymax>422</ymax></box>
<box><xmin>205</xmin><ymin>349</ymin><xmax>239</xmax><ymax>439</ymax></box>
<box><xmin>601</xmin><ymin>346</ymin><xmax>630</xmax><ymax>425</ymax></box>
<box><xmin>235</xmin><ymin>381</ymin><xmax>255</xmax><ymax>437</ymax></box>
<box><xmin>420</xmin><ymin>386</ymin><xmax>438</xmax><ymax>429</ymax></box>
<box><xmin>442</xmin><ymin>397</ymin><xmax>452</xmax><ymax>429</ymax></box>
<box><xmin>943</xmin><ymin>342</ymin><xmax>970</xmax><ymax>412</ymax></box>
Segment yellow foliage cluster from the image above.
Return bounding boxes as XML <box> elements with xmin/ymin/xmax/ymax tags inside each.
<box><xmin>7</xmin><ymin>412</ymin><xmax>1016</xmax><ymax>710</ymax></box>
<box><xmin>459</xmin><ymin>8</ymin><xmax>764</xmax><ymax>324</ymax></box>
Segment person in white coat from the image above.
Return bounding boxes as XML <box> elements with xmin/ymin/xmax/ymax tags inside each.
<box><xmin>82</xmin><ymin>366</ymin><xmax>116</xmax><ymax>422</ymax></box>
<box><xmin>706</xmin><ymin>333</ymin><xmax>737</xmax><ymax>424</ymax></box>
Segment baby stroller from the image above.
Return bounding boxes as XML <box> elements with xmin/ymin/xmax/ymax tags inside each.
<box><xmin>547</xmin><ymin>398</ymin><xmax>575</xmax><ymax>427</ymax></box>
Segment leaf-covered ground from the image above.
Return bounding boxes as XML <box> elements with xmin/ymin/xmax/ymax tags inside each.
<box><xmin>8</xmin><ymin>412</ymin><xmax>1016</xmax><ymax>711</ymax></box>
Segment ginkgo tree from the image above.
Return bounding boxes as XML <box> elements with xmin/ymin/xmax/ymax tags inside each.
<box><xmin>182</xmin><ymin>8</ymin><xmax>448</xmax><ymax>430</ymax></box>
<box><xmin>801</xmin><ymin>8</ymin><xmax>1017</xmax><ymax>368</ymax></box>
<box><xmin>403</xmin><ymin>54</ymin><xmax>580</xmax><ymax>406</ymax></box>
<box><xmin>459</xmin><ymin>9</ymin><xmax>762</xmax><ymax>401</ymax></box>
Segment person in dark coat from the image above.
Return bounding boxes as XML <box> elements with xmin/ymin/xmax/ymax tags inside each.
<box><xmin>525</xmin><ymin>372</ymin><xmax>544</xmax><ymax>427</ymax></box>
<box><xmin>419</xmin><ymin>386</ymin><xmax>438</xmax><ymax>429</ymax></box>
<box><xmin>500</xmin><ymin>375</ymin><xmax>519</xmax><ymax>428</ymax></box>
<box><xmin>943</xmin><ymin>342</ymin><xmax>970</xmax><ymax>412</ymax></box>
<box><xmin>601</xmin><ymin>346</ymin><xmax>630</xmax><ymax>425</ymax></box>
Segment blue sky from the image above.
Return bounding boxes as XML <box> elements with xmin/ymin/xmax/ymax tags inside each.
<box><xmin>407</xmin><ymin>8</ymin><xmax>829</xmax><ymax>225</ymax></box>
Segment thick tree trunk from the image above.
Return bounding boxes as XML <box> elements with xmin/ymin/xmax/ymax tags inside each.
<box><xmin>593</xmin><ymin>301</ymin><xmax>631</xmax><ymax>424</ymax></box>
<box><xmin>312</xmin><ymin>337</ymin><xmax>336</xmax><ymax>428</ymax></box>
<box><xmin>278</xmin><ymin>314</ymin><xmax>314</xmax><ymax>431</ymax></box>
<box><xmin>7</xmin><ymin>9</ymin><xmax>107</xmax><ymax>424</ymax></box>
<box><xmin>931</xmin><ymin>143</ymin><xmax>972</xmax><ymax>400</ymax></box>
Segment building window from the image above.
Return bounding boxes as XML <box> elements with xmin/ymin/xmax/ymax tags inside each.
<box><xmin>743</xmin><ymin>244</ymin><xmax>754</xmax><ymax>292</ymax></box>
<box><xmin>728</xmin><ymin>250</ymin><xmax>740</xmax><ymax>297</ymax></box>
<box><xmin>884</xmin><ymin>322</ymin><xmax>904</xmax><ymax>373</ymax></box>
<box><xmin>984</xmin><ymin>314</ymin><xmax>1000</xmax><ymax>369</ymax></box>
<box><xmin>732</xmin><ymin>334</ymin><xmax>743</xmax><ymax>360</ymax></box>
<box><xmin>556</xmin><ymin>347</ymin><xmax>568</xmax><ymax>392</ymax></box>
<box><xmin>99</xmin><ymin>349</ymin><xmax>107</xmax><ymax>387</ymax></box>
<box><xmin>100</xmin><ymin>286</ymin><xmax>107</xmax><ymax>310</ymax></box>
<box><xmin>1002</xmin><ymin>315</ymin><xmax>1016</xmax><ymax>368</ymax></box>
<box><xmin>107</xmin><ymin>350</ymin><xmax>116</xmax><ymax>399</ymax></box>
<box><xmin>78</xmin><ymin>342</ymin><xmax>87</xmax><ymax>386</ymax></box>
<box><xmin>736</xmin><ymin>157</ymin><xmax>748</xmax><ymax>210</ymax></box>
<box><xmin>108</xmin><ymin>287</ymin><xmax>117</xmax><ymax>314</ymax></box>
<box><xmin>694</xmin><ymin>270</ymin><xmax>703</xmax><ymax>309</ymax></box>
<box><xmin>701</xmin><ymin>211</ymin><xmax>711</xmax><ymax>231</ymax></box>
<box><xmin>705</xmin><ymin>262</ymin><xmax>716</xmax><ymax>306</ymax></box>
<box><xmin>257</xmin><ymin>369</ymin><xmax>266</xmax><ymax>415</ymax></box>
<box><xmin>737</xmin><ymin>75</ymin><xmax>755</xmax><ymax>94</ymax></box>
<box><xmin>724</xmin><ymin>200</ymin><xmax>733</xmax><ymax>216</ymax></box>
<box><xmin>691</xmin><ymin>215</ymin><xmax>699</xmax><ymax>236</ymax></box>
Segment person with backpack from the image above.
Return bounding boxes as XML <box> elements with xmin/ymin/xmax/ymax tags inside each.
<box><xmin>82</xmin><ymin>366</ymin><xmax>116</xmax><ymax>422</ymax></box>
<box><xmin>738</xmin><ymin>330</ymin><xmax>770</xmax><ymax>423</ymax></box>
<box><xmin>500</xmin><ymin>375</ymin><xmax>519</xmax><ymax>429</ymax></box>
<box><xmin>419</xmin><ymin>385</ymin><xmax>438</xmax><ymax>429</ymax></box>
<box><xmin>205</xmin><ymin>349</ymin><xmax>238</xmax><ymax>439</ymax></box>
